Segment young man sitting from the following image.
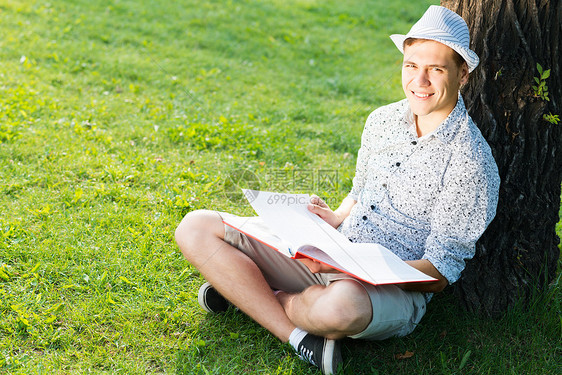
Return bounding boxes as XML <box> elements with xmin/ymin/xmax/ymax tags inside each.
<box><xmin>175</xmin><ymin>6</ymin><xmax>500</xmax><ymax>374</ymax></box>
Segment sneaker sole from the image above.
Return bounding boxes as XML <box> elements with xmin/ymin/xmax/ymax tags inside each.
<box><xmin>197</xmin><ymin>282</ymin><xmax>216</xmax><ymax>313</ymax></box>
<box><xmin>322</xmin><ymin>339</ymin><xmax>342</xmax><ymax>374</ymax></box>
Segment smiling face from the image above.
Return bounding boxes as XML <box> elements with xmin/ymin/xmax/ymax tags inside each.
<box><xmin>402</xmin><ymin>39</ymin><xmax>468</xmax><ymax>135</ymax></box>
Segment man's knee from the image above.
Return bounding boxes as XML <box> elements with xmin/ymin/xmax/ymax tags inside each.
<box><xmin>174</xmin><ymin>210</ymin><xmax>224</xmax><ymax>259</ymax></box>
<box><xmin>310</xmin><ymin>280</ymin><xmax>372</xmax><ymax>336</ymax></box>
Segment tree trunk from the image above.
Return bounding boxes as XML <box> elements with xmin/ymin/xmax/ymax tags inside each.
<box><xmin>441</xmin><ymin>0</ymin><xmax>562</xmax><ymax>316</ymax></box>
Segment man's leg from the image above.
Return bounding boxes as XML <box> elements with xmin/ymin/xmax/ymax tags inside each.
<box><xmin>175</xmin><ymin>209</ymin><xmax>296</xmax><ymax>342</ymax></box>
<box><xmin>277</xmin><ymin>280</ymin><xmax>373</xmax><ymax>340</ymax></box>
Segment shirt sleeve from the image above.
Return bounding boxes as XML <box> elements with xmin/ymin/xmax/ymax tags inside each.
<box><xmin>349</xmin><ymin>111</ymin><xmax>378</xmax><ymax>201</ymax></box>
<box><xmin>422</xmin><ymin>149</ymin><xmax>500</xmax><ymax>284</ymax></box>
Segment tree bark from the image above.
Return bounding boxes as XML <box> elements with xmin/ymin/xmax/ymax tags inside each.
<box><xmin>440</xmin><ymin>0</ymin><xmax>562</xmax><ymax>316</ymax></box>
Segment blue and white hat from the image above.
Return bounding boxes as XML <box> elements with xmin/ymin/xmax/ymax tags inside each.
<box><xmin>390</xmin><ymin>5</ymin><xmax>479</xmax><ymax>72</ymax></box>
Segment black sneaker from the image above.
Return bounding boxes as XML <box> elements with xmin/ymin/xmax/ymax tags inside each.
<box><xmin>296</xmin><ymin>333</ymin><xmax>342</xmax><ymax>374</ymax></box>
<box><xmin>197</xmin><ymin>282</ymin><xmax>231</xmax><ymax>313</ymax></box>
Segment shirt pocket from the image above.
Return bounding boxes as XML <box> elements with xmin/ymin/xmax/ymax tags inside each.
<box><xmin>379</xmin><ymin>190</ymin><xmax>430</xmax><ymax>233</ymax></box>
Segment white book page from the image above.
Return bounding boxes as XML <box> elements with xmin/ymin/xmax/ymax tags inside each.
<box><xmin>296</xmin><ymin>243</ymin><xmax>435</xmax><ymax>284</ymax></box>
<box><xmin>327</xmin><ymin>243</ymin><xmax>437</xmax><ymax>284</ymax></box>
<box><xmin>221</xmin><ymin>214</ymin><xmax>294</xmax><ymax>257</ymax></box>
<box><xmin>243</xmin><ymin>190</ymin><xmax>350</xmax><ymax>252</ymax></box>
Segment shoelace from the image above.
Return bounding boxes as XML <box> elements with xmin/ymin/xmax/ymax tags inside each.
<box><xmin>298</xmin><ymin>346</ymin><xmax>316</xmax><ymax>366</ymax></box>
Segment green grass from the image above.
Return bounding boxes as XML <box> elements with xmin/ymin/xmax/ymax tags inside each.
<box><xmin>0</xmin><ymin>0</ymin><xmax>560</xmax><ymax>373</ymax></box>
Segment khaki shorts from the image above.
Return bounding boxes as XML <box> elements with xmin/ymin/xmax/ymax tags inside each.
<box><xmin>219</xmin><ymin>212</ymin><xmax>427</xmax><ymax>340</ymax></box>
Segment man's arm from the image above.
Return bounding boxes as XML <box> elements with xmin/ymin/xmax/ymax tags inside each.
<box><xmin>400</xmin><ymin>259</ymin><xmax>448</xmax><ymax>293</ymax></box>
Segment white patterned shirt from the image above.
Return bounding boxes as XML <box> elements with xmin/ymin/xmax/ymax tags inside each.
<box><xmin>338</xmin><ymin>95</ymin><xmax>500</xmax><ymax>284</ymax></box>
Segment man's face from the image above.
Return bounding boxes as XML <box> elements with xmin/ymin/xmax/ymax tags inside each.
<box><xmin>402</xmin><ymin>40</ymin><xmax>468</xmax><ymax>129</ymax></box>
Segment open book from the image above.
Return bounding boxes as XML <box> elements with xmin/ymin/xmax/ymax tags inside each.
<box><xmin>221</xmin><ymin>190</ymin><xmax>437</xmax><ymax>286</ymax></box>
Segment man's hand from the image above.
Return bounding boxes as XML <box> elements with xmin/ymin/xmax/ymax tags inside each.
<box><xmin>307</xmin><ymin>195</ymin><xmax>341</xmax><ymax>228</ymax></box>
<box><xmin>400</xmin><ymin>259</ymin><xmax>449</xmax><ymax>293</ymax></box>
<box><xmin>297</xmin><ymin>258</ymin><xmax>338</xmax><ymax>273</ymax></box>
<box><xmin>307</xmin><ymin>195</ymin><xmax>357</xmax><ymax>229</ymax></box>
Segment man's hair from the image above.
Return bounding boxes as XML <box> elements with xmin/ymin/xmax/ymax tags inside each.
<box><xmin>404</xmin><ymin>38</ymin><xmax>466</xmax><ymax>69</ymax></box>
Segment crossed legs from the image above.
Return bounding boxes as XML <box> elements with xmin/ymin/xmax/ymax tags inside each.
<box><xmin>277</xmin><ymin>281</ymin><xmax>372</xmax><ymax>340</ymax></box>
<box><xmin>174</xmin><ymin>209</ymin><xmax>372</xmax><ymax>341</ymax></box>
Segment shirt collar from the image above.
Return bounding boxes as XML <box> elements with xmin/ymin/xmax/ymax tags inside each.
<box><xmin>403</xmin><ymin>93</ymin><xmax>468</xmax><ymax>144</ymax></box>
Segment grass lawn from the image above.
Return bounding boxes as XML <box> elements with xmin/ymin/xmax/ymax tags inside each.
<box><xmin>0</xmin><ymin>0</ymin><xmax>560</xmax><ymax>373</ymax></box>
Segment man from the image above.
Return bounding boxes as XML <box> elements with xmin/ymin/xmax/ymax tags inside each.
<box><xmin>175</xmin><ymin>6</ymin><xmax>500</xmax><ymax>374</ymax></box>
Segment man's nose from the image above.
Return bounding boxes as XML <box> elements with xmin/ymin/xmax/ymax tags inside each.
<box><xmin>414</xmin><ymin>69</ymin><xmax>430</xmax><ymax>86</ymax></box>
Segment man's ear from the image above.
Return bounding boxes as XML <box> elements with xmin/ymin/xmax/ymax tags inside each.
<box><xmin>459</xmin><ymin>62</ymin><xmax>469</xmax><ymax>85</ymax></box>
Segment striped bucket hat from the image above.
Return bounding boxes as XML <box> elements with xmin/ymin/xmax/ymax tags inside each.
<box><xmin>390</xmin><ymin>5</ymin><xmax>479</xmax><ymax>72</ymax></box>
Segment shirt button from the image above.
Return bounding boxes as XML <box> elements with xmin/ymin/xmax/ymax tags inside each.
<box><xmin>411</xmin><ymin>141</ymin><xmax>417</xmax><ymax>145</ymax></box>
<box><xmin>395</xmin><ymin>162</ymin><xmax>401</xmax><ymax>167</ymax></box>
<box><xmin>370</xmin><ymin>205</ymin><xmax>375</xmax><ymax>210</ymax></box>
<box><xmin>382</xmin><ymin>183</ymin><xmax>387</xmax><ymax>188</ymax></box>
<box><xmin>362</xmin><ymin>215</ymin><xmax>367</xmax><ymax>220</ymax></box>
